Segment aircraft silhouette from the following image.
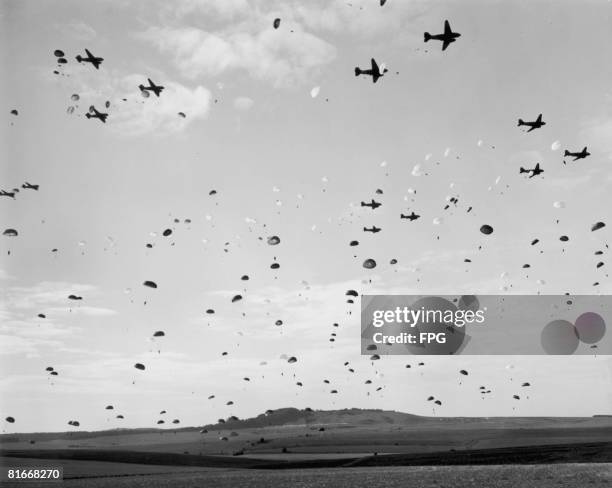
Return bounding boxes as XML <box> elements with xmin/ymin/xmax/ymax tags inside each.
<box><xmin>401</xmin><ymin>212</ymin><xmax>420</xmax><ymax>221</ymax></box>
<box><xmin>355</xmin><ymin>58</ymin><xmax>387</xmax><ymax>83</ymax></box>
<box><xmin>361</xmin><ymin>199</ymin><xmax>382</xmax><ymax>209</ymax></box>
<box><xmin>85</xmin><ymin>105</ymin><xmax>108</xmax><ymax>123</ymax></box>
<box><xmin>564</xmin><ymin>146</ymin><xmax>590</xmax><ymax>161</ymax></box>
<box><xmin>0</xmin><ymin>190</ymin><xmax>15</xmax><ymax>198</ymax></box>
<box><xmin>75</xmin><ymin>49</ymin><xmax>103</xmax><ymax>69</ymax></box>
<box><xmin>519</xmin><ymin>163</ymin><xmax>544</xmax><ymax>178</ymax></box>
<box><xmin>22</xmin><ymin>182</ymin><xmax>39</xmax><ymax>190</ymax></box>
<box><xmin>139</xmin><ymin>78</ymin><xmax>165</xmax><ymax>97</ymax></box>
<box><xmin>363</xmin><ymin>226</ymin><xmax>382</xmax><ymax>233</ymax></box>
<box><xmin>518</xmin><ymin>113</ymin><xmax>545</xmax><ymax>132</ymax></box>
<box><xmin>424</xmin><ymin>20</ymin><xmax>461</xmax><ymax>51</ymax></box>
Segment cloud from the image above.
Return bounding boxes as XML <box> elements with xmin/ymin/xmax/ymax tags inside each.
<box><xmin>60</xmin><ymin>21</ymin><xmax>97</xmax><ymax>41</ymax></box>
<box><xmin>58</xmin><ymin>67</ymin><xmax>212</xmax><ymax>136</ymax></box>
<box><xmin>233</xmin><ymin>96</ymin><xmax>254</xmax><ymax>111</ymax></box>
<box><xmin>0</xmin><ymin>281</ymin><xmax>116</xmax><ymax>356</ymax></box>
<box><xmin>138</xmin><ymin>24</ymin><xmax>336</xmax><ymax>87</ymax></box>
<box><xmin>111</xmin><ymin>75</ymin><xmax>211</xmax><ymax>135</ymax></box>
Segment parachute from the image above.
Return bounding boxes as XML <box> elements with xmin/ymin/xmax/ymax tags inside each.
<box><xmin>143</xmin><ymin>281</ymin><xmax>157</xmax><ymax>288</ymax></box>
<box><xmin>480</xmin><ymin>224</ymin><xmax>494</xmax><ymax>235</ymax></box>
<box><xmin>287</xmin><ymin>356</ymin><xmax>298</xmax><ymax>364</ymax></box>
<box><xmin>153</xmin><ymin>331</ymin><xmax>165</xmax><ymax>337</ymax></box>
<box><xmin>267</xmin><ymin>236</ymin><xmax>281</xmax><ymax>245</ymax></box>
<box><xmin>134</xmin><ymin>363</ymin><xmax>145</xmax><ymax>370</ymax></box>
<box><xmin>363</xmin><ymin>258</ymin><xmax>377</xmax><ymax>269</ymax></box>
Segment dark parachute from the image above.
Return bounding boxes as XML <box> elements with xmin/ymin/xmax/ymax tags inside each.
<box><xmin>5</xmin><ymin>416</ymin><xmax>15</xmax><ymax>423</ymax></box>
<box><xmin>143</xmin><ymin>280</ymin><xmax>158</xmax><ymax>288</ymax></box>
<box><xmin>287</xmin><ymin>356</ymin><xmax>298</xmax><ymax>364</ymax></box>
<box><xmin>591</xmin><ymin>221</ymin><xmax>606</xmax><ymax>232</ymax></box>
<box><xmin>267</xmin><ymin>236</ymin><xmax>281</xmax><ymax>245</ymax></box>
<box><xmin>459</xmin><ymin>369</ymin><xmax>468</xmax><ymax>376</ymax></box>
<box><xmin>232</xmin><ymin>294</ymin><xmax>243</xmax><ymax>303</ymax></box>
<box><xmin>480</xmin><ymin>224</ymin><xmax>494</xmax><ymax>235</ymax></box>
<box><xmin>363</xmin><ymin>258</ymin><xmax>377</xmax><ymax>269</ymax></box>
<box><xmin>273</xmin><ymin>18</ymin><xmax>281</xmax><ymax>29</ymax></box>
<box><xmin>134</xmin><ymin>363</ymin><xmax>145</xmax><ymax>370</ymax></box>
<box><xmin>153</xmin><ymin>331</ymin><xmax>165</xmax><ymax>337</ymax></box>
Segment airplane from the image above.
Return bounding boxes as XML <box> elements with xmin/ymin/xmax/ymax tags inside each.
<box><xmin>363</xmin><ymin>226</ymin><xmax>382</xmax><ymax>233</ymax></box>
<box><xmin>517</xmin><ymin>113</ymin><xmax>545</xmax><ymax>132</ymax></box>
<box><xmin>424</xmin><ymin>20</ymin><xmax>461</xmax><ymax>51</ymax></box>
<box><xmin>85</xmin><ymin>105</ymin><xmax>108</xmax><ymax>123</ymax></box>
<box><xmin>564</xmin><ymin>146</ymin><xmax>590</xmax><ymax>161</ymax></box>
<box><xmin>0</xmin><ymin>190</ymin><xmax>15</xmax><ymax>198</ymax></box>
<box><xmin>355</xmin><ymin>58</ymin><xmax>388</xmax><ymax>83</ymax></box>
<box><xmin>361</xmin><ymin>199</ymin><xmax>382</xmax><ymax>209</ymax></box>
<box><xmin>139</xmin><ymin>78</ymin><xmax>165</xmax><ymax>97</ymax></box>
<box><xmin>22</xmin><ymin>182</ymin><xmax>39</xmax><ymax>191</ymax></box>
<box><xmin>75</xmin><ymin>49</ymin><xmax>103</xmax><ymax>69</ymax></box>
<box><xmin>401</xmin><ymin>212</ymin><xmax>420</xmax><ymax>221</ymax></box>
<box><xmin>519</xmin><ymin>163</ymin><xmax>544</xmax><ymax>178</ymax></box>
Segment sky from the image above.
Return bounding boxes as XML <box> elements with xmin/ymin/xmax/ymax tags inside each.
<box><xmin>1</xmin><ymin>0</ymin><xmax>612</xmax><ymax>433</ymax></box>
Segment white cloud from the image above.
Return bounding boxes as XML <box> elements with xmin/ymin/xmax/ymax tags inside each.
<box><xmin>233</xmin><ymin>96</ymin><xmax>254</xmax><ymax>111</ymax></box>
<box><xmin>138</xmin><ymin>24</ymin><xmax>336</xmax><ymax>87</ymax></box>
<box><xmin>58</xmin><ymin>67</ymin><xmax>212</xmax><ymax>136</ymax></box>
<box><xmin>60</xmin><ymin>21</ymin><xmax>97</xmax><ymax>41</ymax></box>
<box><xmin>111</xmin><ymin>75</ymin><xmax>211</xmax><ymax>135</ymax></box>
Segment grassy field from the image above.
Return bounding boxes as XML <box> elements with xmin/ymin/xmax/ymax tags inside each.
<box><xmin>3</xmin><ymin>413</ymin><xmax>611</xmax><ymax>458</ymax></box>
<box><xmin>2</xmin><ymin>464</ymin><xmax>611</xmax><ymax>488</ymax></box>
<box><xmin>1</xmin><ymin>411</ymin><xmax>610</xmax><ymax>486</ymax></box>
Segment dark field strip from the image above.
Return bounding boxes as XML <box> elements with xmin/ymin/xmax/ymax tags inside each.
<box><xmin>3</xmin><ymin>441</ymin><xmax>612</xmax><ymax>471</ymax></box>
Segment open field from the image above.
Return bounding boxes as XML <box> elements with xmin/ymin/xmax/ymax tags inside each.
<box><xmin>1</xmin><ymin>464</ymin><xmax>611</xmax><ymax>488</ymax></box>
<box><xmin>3</xmin><ymin>411</ymin><xmax>611</xmax><ymax>458</ymax></box>
<box><xmin>2</xmin><ymin>411</ymin><xmax>610</xmax><ymax>486</ymax></box>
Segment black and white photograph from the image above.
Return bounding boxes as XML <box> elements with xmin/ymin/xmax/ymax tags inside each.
<box><xmin>1</xmin><ymin>1</ymin><xmax>611</xmax><ymax>487</ymax></box>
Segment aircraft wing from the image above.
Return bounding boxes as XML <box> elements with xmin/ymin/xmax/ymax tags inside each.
<box><xmin>444</xmin><ymin>20</ymin><xmax>452</xmax><ymax>35</ymax></box>
<box><xmin>85</xmin><ymin>48</ymin><xmax>93</xmax><ymax>58</ymax></box>
<box><xmin>371</xmin><ymin>58</ymin><xmax>379</xmax><ymax>72</ymax></box>
<box><xmin>442</xmin><ymin>39</ymin><xmax>451</xmax><ymax>51</ymax></box>
<box><xmin>148</xmin><ymin>78</ymin><xmax>155</xmax><ymax>87</ymax></box>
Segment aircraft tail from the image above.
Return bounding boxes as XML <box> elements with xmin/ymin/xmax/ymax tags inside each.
<box><xmin>354</xmin><ymin>67</ymin><xmax>362</xmax><ymax>76</ymax></box>
<box><xmin>424</xmin><ymin>32</ymin><xmax>431</xmax><ymax>42</ymax></box>
<box><xmin>85</xmin><ymin>113</ymin><xmax>91</xmax><ymax>119</ymax></box>
<box><xmin>360</xmin><ymin>202</ymin><xmax>366</xmax><ymax>206</ymax></box>
<box><xmin>76</xmin><ymin>55</ymin><xmax>82</xmax><ymax>63</ymax></box>
<box><xmin>564</xmin><ymin>150</ymin><xmax>570</xmax><ymax>156</ymax></box>
<box><xmin>517</xmin><ymin>119</ymin><xmax>524</xmax><ymax>126</ymax></box>
<box><xmin>138</xmin><ymin>84</ymin><xmax>145</xmax><ymax>91</ymax></box>
<box><xmin>519</xmin><ymin>167</ymin><xmax>527</xmax><ymax>173</ymax></box>
<box><xmin>100</xmin><ymin>114</ymin><xmax>108</xmax><ymax>123</ymax></box>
